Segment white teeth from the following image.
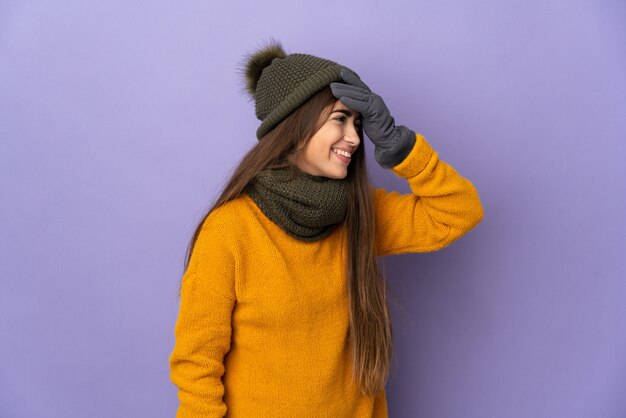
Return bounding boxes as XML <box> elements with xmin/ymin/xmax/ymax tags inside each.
<box><xmin>332</xmin><ymin>148</ymin><xmax>351</xmax><ymax>158</ymax></box>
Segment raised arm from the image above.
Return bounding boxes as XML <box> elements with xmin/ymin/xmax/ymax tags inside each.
<box><xmin>330</xmin><ymin>70</ymin><xmax>483</xmax><ymax>257</ymax></box>
<box><xmin>169</xmin><ymin>210</ymin><xmax>237</xmax><ymax>417</ymax></box>
<box><xmin>373</xmin><ymin>132</ymin><xmax>484</xmax><ymax>256</ymax></box>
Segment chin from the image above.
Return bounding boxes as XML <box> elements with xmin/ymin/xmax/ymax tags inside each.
<box><xmin>317</xmin><ymin>162</ymin><xmax>348</xmax><ymax>179</ymax></box>
<box><xmin>329</xmin><ymin>169</ymin><xmax>348</xmax><ymax>180</ymax></box>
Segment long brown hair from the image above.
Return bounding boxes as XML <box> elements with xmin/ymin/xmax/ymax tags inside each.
<box><xmin>179</xmin><ymin>86</ymin><xmax>395</xmax><ymax>397</ymax></box>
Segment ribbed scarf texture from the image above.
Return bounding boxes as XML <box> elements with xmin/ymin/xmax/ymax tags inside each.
<box><xmin>245</xmin><ymin>167</ymin><xmax>348</xmax><ymax>242</ymax></box>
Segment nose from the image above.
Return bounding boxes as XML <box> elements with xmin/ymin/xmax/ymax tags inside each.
<box><xmin>345</xmin><ymin>123</ymin><xmax>360</xmax><ymax>148</ymax></box>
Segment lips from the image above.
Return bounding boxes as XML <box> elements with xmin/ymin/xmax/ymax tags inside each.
<box><xmin>332</xmin><ymin>149</ymin><xmax>351</xmax><ymax>164</ymax></box>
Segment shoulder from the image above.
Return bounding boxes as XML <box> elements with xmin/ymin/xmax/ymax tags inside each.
<box><xmin>372</xmin><ymin>187</ymin><xmax>387</xmax><ymax>200</ymax></box>
<box><xmin>204</xmin><ymin>194</ymin><xmax>248</xmax><ymax>224</ymax></box>
<box><xmin>371</xmin><ymin>186</ymin><xmax>403</xmax><ymax>205</ymax></box>
<box><xmin>197</xmin><ymin>194</ymin><xmax>252</xmax><ymax>247</ymax></box>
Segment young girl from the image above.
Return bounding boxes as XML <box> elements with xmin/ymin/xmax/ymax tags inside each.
<box><xmin>169</xmin><ymin>39</ymin><xmax>484</xmax><ymax>418</ymax></box>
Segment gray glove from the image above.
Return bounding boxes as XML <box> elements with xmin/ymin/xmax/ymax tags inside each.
<box><xmin>330</xmin><ymin>69</ymin><xmax>416</xmax><ymax>169</ymax></box>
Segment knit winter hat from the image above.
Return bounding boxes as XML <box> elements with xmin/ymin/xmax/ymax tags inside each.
<box><xmin>240</xmin><ymin>38</ymin><xmax>361</xmax><ymax>139</ymax></box>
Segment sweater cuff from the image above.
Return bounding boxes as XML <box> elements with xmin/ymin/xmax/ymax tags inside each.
<box><xmin>390</xmin><ymin>132</ymin><xmax>435</xmax><ymax>178</ymax></box>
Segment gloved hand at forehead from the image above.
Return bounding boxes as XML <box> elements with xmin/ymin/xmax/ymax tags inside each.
<box><xmin>330</xmin><ymin>69</ymin><xmax>416</xmax><ymax>169</ymax></box>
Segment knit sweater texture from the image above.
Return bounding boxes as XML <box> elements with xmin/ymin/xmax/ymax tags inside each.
<box><xmin>169</xmin><ymin>132</ymin><xmax>484</xmax><ymax>417</ymax></box>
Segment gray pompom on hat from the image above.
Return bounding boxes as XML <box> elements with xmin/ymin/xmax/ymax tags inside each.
<box><xmin>239</xmin><ymin>38</ymin><xmax>361</xmax><ymax>140</ymax></box>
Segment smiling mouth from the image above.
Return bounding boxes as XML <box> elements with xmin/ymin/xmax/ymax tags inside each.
<box><xmin>332</xmin><ymin>149</ymin><xmax>351</xmax><ymax>164</ymax></box>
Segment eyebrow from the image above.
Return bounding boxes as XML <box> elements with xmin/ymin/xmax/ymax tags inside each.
<box><xmin>331</xmin><ymin>109</ymin><xmax>361</xmax><ymax>119</ymax></box>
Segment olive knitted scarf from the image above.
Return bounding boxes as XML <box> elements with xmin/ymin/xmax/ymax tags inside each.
<box><xmin>245</xmin><ymin>167</ymin><xmax>348</xmax><ymax>242</ymax></box>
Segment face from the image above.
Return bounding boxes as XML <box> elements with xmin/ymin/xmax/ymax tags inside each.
<box><xmin>288</xmin><ymin>100</ymin><xmax>362</xmax><ymax>179</ymax></box>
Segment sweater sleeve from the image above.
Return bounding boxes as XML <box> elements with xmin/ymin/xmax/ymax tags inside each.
<box><xmin>169</xmin><ymin>210</ymin><xmax>237</xmax><ymax>418</ymax></box>
<box><xmin>373</xmin><ymin>132</ymin><xmax>484</xmax><ymax>257</ymax></box>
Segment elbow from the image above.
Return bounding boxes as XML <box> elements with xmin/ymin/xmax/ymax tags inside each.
<box><xmin>472</xmin><ymin>202</ymin><xmax>485</xmax><ymax>227</ymax></box>
<box><xmin>465</xmin><ymin>197</ymin><xmax>485</xmax><ymax>232</ymax></box>
<box><xmin>456</xmin><ymin>195</ymin><xmax>485</xmax><ymax>236</ymax></box>
<box><xmin>435</xmin><ymin>189</ymin><xmax>484</xmax><ymax>248</ymax></box>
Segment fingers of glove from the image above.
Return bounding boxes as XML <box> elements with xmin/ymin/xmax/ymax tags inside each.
<box><xmin>340</xmin><ymin>69</ymin><xmax>372</xmax><ymax>92</ymax></box>
<box><xmin>330</xmin><ymin>82</ymin><xmax>371</xmax><ymax>102</ymax></box>
<box><xmin>336</xmin><ymin>96</ymin><xmax>371</xmax><ymax>116</ymax></box>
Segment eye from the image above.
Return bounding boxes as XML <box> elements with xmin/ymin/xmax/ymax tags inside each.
<box><xmin>335</xmin><ymin>116</ymin><xmax>362</xmax><ymax>128</ymax></box>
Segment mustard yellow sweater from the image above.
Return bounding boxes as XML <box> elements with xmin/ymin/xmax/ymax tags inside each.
<box><xmin>169</xmin><ymin>133</ymin><xmax>484</xmax><ymax>417</ymax></box>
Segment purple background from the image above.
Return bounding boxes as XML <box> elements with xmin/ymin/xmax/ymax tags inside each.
<box><xmin>1</xmin><ymin>1</ymin><xmax>625</xmax><ymax>417</ymax></box>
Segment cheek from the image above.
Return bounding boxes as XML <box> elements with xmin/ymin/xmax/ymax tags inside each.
<box><xmin>312</xmin><ymin>143</ymin><xmax>331</xmax><ymax>158</ymax></box>
<box><xmin>308</xmin><ymin>139</ymin><xmax>332</xmax><ymax>156</ymax></box>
